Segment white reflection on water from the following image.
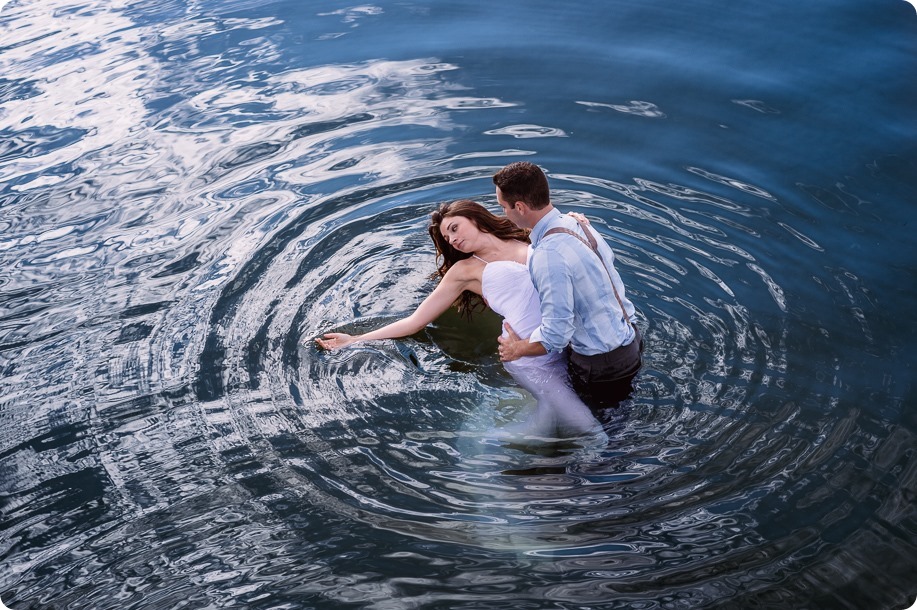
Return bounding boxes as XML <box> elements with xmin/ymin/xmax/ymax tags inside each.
<box><xmin>0</xmin><ymin>0</ymin><xmax>505</xmax><ymax>193</ymax></box>
<box><xmin>576</xmin><ymin>99</ymin><xmax>667</xmax><ymax>118</ymax></box>
<box><xmin>2</xmin><ymin>0</ymin><xmax>915</xmax><ymax>607</ymax></box>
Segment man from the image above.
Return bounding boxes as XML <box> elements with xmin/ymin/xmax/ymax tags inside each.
<box><xmin>493</xmin><ymin>161</ymin><xmax>643</xmax><ymax>408</ymax></box>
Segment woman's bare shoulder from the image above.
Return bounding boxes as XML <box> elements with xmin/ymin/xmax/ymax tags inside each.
<box><xmin>445</xmin><ymin>257</ymin><xmax>484</xmax><ymax>281</ymax></box>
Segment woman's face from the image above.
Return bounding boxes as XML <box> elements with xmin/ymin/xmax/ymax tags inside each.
<box><xmin>439</xmin><ymin>214</ymin><xmax>482</xmax><ymax>253</ymax></box>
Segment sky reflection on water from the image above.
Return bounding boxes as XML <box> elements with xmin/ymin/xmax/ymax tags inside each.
<box><xmin>1</xmin><ymin>0</ymin><xmax>915</xmax><ymax>609</ymax></box>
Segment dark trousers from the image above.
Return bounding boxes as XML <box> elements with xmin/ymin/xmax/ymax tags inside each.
<box><xmin>568</xmin><ymin>327</ymin><xmax>644</xmax><ymax>409</ymax></box>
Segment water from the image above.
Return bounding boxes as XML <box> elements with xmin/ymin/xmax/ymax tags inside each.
<box><xmin>1</xmin><ymin>0</ymin><xmax>915</xmax><ymax>608</ymax></box>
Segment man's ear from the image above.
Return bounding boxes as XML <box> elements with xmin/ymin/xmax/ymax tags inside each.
<box><xmin>514</xmin><ymin>200</ymin><xmax>530</xmax><ymax>214</ymax></box>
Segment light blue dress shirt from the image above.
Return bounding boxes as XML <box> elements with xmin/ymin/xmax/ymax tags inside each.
<box><xmin>527</xmin><ymin>208</ymin><xmax>636</xmax><ymax>355</ymax></box>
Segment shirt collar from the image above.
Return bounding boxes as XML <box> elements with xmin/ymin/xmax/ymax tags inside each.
<box><xmin>529</xmin><ymin>207</ymin><xmax>562</xmax><ymax>246</ymax></box>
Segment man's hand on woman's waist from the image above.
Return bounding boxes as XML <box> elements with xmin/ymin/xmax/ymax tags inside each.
<box><xmin>498</xmin><ymin>323</ymin><xmax>548</xmax><ymax>362</ymax></box>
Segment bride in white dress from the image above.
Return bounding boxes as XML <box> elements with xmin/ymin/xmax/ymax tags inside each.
<box><xmin>316</xmin><ymin>200</ymin><xmax>605</xmax><ymax>442</ymax></box>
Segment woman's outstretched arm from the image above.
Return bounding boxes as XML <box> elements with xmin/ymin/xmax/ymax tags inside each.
<box><xmin>316</xmin><ymin>263</ymin><xmax>476</xmax><ymax>350</ymax></box>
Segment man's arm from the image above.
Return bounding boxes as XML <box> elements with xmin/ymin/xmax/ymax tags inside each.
<box><xmin>527</xmin><ymin>245</ymin><xmax>577</xmax><ymax>352</ymax></box>
<box><xmin>498</xmin><ymin>322</ymin><xmax>547</xmax><ymax>362</ymax></box>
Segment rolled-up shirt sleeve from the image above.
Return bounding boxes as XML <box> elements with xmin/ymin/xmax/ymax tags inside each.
<box><xmin>528</xmin><ymin>246</ymin><xmax>575</xmax><ymax>352</ymax></box>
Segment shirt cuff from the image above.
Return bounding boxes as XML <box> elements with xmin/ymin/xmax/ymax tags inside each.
<box><xmin>529</xmin><ymin>327</ymin><xmax>561</xmax><ymax>353</ymax></box>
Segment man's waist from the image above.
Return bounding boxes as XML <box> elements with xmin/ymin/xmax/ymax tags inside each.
<box><xmin>569</xmin><ymin>327</ymin><xmax>635</xmax><ymax>356</ymax></box>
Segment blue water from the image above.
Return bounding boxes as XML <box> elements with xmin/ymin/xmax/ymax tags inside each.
<box><xmin>1</xmin><ymin>0</ymin><xmax>916</xmax><ymax>608</ymax></box>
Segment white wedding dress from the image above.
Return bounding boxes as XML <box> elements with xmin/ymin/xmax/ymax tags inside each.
<box><xmin>478</xmin><ymin>256</ymin><xmax>607</xmax><ymax>442</ymax></box>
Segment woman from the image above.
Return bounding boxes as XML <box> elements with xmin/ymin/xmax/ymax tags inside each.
<box><xmin>316</xmin><ymin>200</ymin><xmax>605</xmax><ymax>442</ymax></box>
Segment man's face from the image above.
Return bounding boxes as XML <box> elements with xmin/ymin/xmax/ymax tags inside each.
<box><xmin>496</xmin><ymin>186</ymin><xmax>526</xmax><ymax>229</ymax></box>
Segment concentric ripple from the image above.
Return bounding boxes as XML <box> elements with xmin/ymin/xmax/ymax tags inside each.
<box><xmin>4</xmin><ymin>158</ymin><xmax>913</xmax><ymax>607</ymax></box>
<box><xmin>132</xmin><ymin>161</ymin><xmax>902</xmax><ymax>601</ymax></box>
<box><xmin>2</xmin><ymin>0</ymin><xmax>914</xmax><ymax>607</ymax></box>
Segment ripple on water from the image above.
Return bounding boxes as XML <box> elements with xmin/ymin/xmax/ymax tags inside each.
<box><xmin>5</xmin><ymin>154</ymin><xmax>909</xmax><ymax>607</ymax></box>
<box><xmin>145</xmin><ymin>158</ymin><xmax>805</xmax><ymax>570</ymax></box>
<box><xmin>1</xmin><ymin>1</ymin><xmax>914</xmax><ymax>605</ymax></box>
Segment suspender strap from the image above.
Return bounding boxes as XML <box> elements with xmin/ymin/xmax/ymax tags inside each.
<box><xmin>543</xmin><ymin>220</ymin><xmax>635</xmax><ymax>330</ymax></box>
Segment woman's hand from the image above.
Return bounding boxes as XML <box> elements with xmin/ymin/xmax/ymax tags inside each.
<box><xmin>316</xmin><ymin>332</ymin><xmax>359</xmax><ymax>350</ymax></box>
<box><xmin>568</xmin><ymin>211</ymin><xmax>591</xmax><ymax>225</ymax></box>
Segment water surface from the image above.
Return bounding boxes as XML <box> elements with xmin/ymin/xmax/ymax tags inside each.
<box><xmin>1</xmin><ymin>0</ymin><xmax>916</xmax><ymax>608</ymax></box>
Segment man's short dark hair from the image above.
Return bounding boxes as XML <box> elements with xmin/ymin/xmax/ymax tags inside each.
<box><xmin>493</xmin><ymin>161</ymin><xmax>550</xmax><ymax>209</ymax></box>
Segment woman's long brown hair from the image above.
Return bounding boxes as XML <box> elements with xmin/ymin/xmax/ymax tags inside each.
<box><xmin>428</xmin><ymin>199</ymin><xmax>530</xmax><ymax>320</ymax></box>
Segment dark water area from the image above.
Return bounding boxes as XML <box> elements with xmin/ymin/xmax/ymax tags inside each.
<box><xmin>1</xmin><ymin>0</ymin><xmax>916</xmax><ymax>608</ymax></box>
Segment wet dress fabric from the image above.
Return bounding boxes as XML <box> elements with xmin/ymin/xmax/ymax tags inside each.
<box><xmin>479</xmin><ymin>258</ymin><xmax>606</xmax><ymax>441</ymax></box>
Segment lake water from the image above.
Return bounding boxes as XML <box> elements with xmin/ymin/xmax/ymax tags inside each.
<box><xmin>1</xmin><ymin>0</ymin><xmax>916</xmax><ymax>608</ymax></box>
